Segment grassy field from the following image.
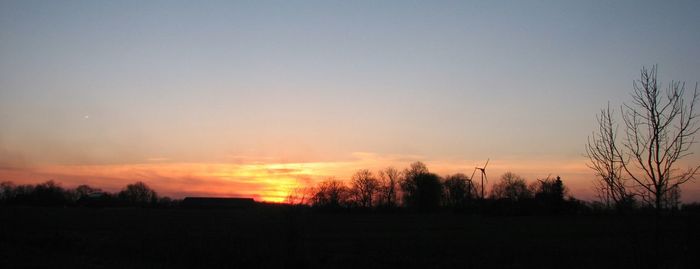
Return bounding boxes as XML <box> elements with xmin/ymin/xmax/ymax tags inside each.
<box><xmin>1</xmin><ymin>206</ymin><xmax>698</xmax><ymax>268</ymax></box>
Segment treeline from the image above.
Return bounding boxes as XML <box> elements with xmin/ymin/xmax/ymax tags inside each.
<box><xmin>3</xmin><ymin>161</ymin><xmax>699</xmax><ymax>214</ymax></box>
<box><xmin>287</xmin><ymin>161</ymin><xmax>585</xmax><ymax>215</ymax></box>
<box><xmin>0</xmin><ymin>180</ymin><xmax>176</xmax><ymax>207</ymax></box>
<box><xmin>290</xmin><ymin>162</ymin><xmax>699</xmax><ymax>215</ymax></box>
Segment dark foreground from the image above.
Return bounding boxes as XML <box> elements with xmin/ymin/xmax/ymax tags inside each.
<box><xmin>1</xmin><ymin>206</ymin><xmax>698</xmax><ymax>268</ymax></box>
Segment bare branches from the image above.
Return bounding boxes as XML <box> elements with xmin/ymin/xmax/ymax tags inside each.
<box><xmin>377</xmin><ymin>167</ymin><xmax>401</xmax><ymax>207</ymax></box>
<box><xmin>350</xmin><ymin>169</ymin><xmax>380</xmax><ymax>208</ymax></box>
<box><xmin>598</xmin><ymin>65</ymin><xmax>700</xmax><ymax>210</ymax></box>
<box><xmin>586</xmin><ymin>105</ymin><xmax>631</xmax><ymax>206</ymax></box>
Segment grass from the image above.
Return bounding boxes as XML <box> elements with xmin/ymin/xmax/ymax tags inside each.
<box><xmin>1</xmin><ymin>205</ymin><xmax>698</xmax><ymax>268</ymax></box>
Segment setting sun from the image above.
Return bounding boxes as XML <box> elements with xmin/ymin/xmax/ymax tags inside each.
<box><xmin>1</xmin><ymin>1</ymin><xmax>699</xmax><ymax>203</ymax></box>
<box><xmin>2</xmin><ymin>1</ymin><xmax>700</xmax><ymax>268</ymax></box>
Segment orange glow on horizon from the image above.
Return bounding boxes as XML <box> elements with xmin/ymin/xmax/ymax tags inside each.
<box><xmin>0</xmin><ymin>161</ymin><xmax>354</xmax><ymax>202</ymax></box>
<box><xmin>1</xmin><ymin>153</ymin><xmax>699</xmax><ymax>203</ymax></box>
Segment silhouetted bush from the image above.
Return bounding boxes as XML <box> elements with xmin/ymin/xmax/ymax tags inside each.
<box><xmin>484</xmin><ymin>198</ymin><xmax>537</xmax><ymax>215</ymax></box>
<box><xmin>681</xmin><ymin>202</ymin><xmax>700</xmax><ymax>214</ymax></box>
<box><xmin>77</xmin><ymin>191</ymin><xmax>120</xmax><ymax>207</ymax></box>
<box><xmin>156</xmin><ymin>196</ymin><xmax>180</xmax><ymax>207</ymax></box>
<box><xmin>562</xmin><ymin>197</ymin><xmax>591</xmax><ymax>215</ymax></box>
<box><xmin>531</xmin><ymin>176</ymin><xmax>566</xmax><ymax>214</ymax></box>
<box><xmin>10</xmin><ymin>184</ymin><xmax>36</xmax><ymax>205</ymax></box>
<box><xmin>0</xmin><ymin>181</ymin><xmax>16</xmax><ymax>204</ymax></box>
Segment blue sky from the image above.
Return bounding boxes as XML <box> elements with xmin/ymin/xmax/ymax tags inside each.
<box><xmin>1</xmin><ymin>1</ymin><xmax>699</xmax><ymax>200</ymax></box>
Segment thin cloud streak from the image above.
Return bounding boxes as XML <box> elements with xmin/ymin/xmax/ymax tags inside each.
<box><xmin>1</xmin><ymin>152</ymin><xmax>698</xmax><ymax>202</ymax></box>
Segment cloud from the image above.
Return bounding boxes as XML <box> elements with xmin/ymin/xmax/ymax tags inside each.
<box><xmin>146</xmin><ymin>157</ymin><xmax>170</xmax><ymax>162</ymax></box>
<box><xmin>2</xmin><ymin>152</ymin><xmax>699</xmax><ymax>203</ymax></box>
<box><xmin>0</xmin><ymin>147</ymin><xmax>30</xmax><ymax>171</ymax></box>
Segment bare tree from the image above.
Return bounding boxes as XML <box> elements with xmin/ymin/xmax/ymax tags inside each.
<box><xmin>617</xmin><ymin>66</ymin><xmax>700</xmax><ymax>210</ymax></box>
<box><xmin>350</xmin><ymin>169</ymin><xmax>380</xmax><ymax>208</ymax></box>
<box><xmin>586</xmin><ymin>105</ymin><xmax>633</xmax><ymax>208</ymax></box>
<box><xmin>491</xmin><ymin>172</ymin><xmax>531</xmax><ymax>201</ymax></box>
<box><xmin>118</xmin><ymin>181</ymin><xmax>158</xmax><ymax>205</ymax></box>
<box><xmin>285</xmin><ymin>186</ymin><xmax>312</xmax><ymax>205</ymax></box>
<box><xmin>377</xmin><ymin>167</ymin><xmax>401</xmax><ymax>207</ymax></box>
<box><xmin>310</xmin><ymin>178</ymin><xmax>349</xmax><ymax>208</ymax></box>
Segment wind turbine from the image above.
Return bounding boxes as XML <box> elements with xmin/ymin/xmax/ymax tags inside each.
<box><xmin>470</xmin><ymin>159</ymin><xmax>489</xmax><ymax>199</ymax></box>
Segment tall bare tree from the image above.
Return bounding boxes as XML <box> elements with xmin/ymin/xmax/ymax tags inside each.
<box><xmin>350</xmin><ymin>169</ymin><xmax>380</xmax><ymax>208</ymax></box>
<box><xmin>377</xmin><ymin>167</ymin><xmax>400</xmax><ymax>207</ymax></box>
<box><xmin>617</xmin><ymin>65</ymin><xmax>700</xmax><ymax>210</ymax></box>
<box><xmin>586</xmin><ymin>105</ymin><xmax>633</xmax><ymax>208</ymax></box>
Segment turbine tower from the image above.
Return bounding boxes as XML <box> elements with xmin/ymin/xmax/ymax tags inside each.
<box><xmin>470</xmin><ymin>159</ymin><xmax>489</xmax><ymax>199</ymax></box>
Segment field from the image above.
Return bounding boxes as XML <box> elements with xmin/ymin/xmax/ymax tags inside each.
<box><xmin>1</xmin><ymin>206</ymin><xmax>699</xmax><ymax>268</ymax></box>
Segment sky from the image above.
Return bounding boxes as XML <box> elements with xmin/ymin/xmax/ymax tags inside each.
<box><xmin>1</xmin><ymin>0</ymin><xmax>699</xmax><ymax>202</ymax></box>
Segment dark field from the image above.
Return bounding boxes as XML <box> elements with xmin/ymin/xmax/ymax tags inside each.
<box><xmin>1</xmin><ymin>206</ymin><xmax>699</xmax><ymax>268</ymax></box>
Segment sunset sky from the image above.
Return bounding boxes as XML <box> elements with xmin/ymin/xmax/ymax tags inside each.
<box><xmin>1</xmin><ymin>1</ymin><xmax>699</xmax><ymax>202</ymax></box>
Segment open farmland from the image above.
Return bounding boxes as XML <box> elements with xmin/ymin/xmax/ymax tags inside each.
<box><xmin>1</xmin><ymin>206</ymin><xmax>699</xmax><ymax>268</ymax></box>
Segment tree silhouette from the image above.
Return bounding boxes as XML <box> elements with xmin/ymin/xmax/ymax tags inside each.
<box><xmin>75</xmin><ymin>184</ymin><xmax>101</xmax><ymax>199</ymax></box>
<box><xmin>350</xmin><ymin>169</ymin><xmax>380</xmax><ymax>208</ymax></box>
<box><xmin>0</xmin><ymin>181</ymin><xmax>15</xmax><ymax>203</ymax></box>
<box><xmin>377</xmin><ymin>167</ymin><xmax>401</xmax><ymax>207</ymax></box>
<box><xmin>118</xmin><ymin>181</ymin><xmax>158</xmax><ymax>206</ymax></box>
<box><xmin>586</xmin><ymin>105</ymin><xmax>635</xmax><ymax>209</ymax></box>
<box><xmin>531</xmin><ymin>176</ymin><xmax>566</xmax><ymax>201</ymax></box>
<box><xmin>442</xmin><ymin>173</ymin><xmax>473</xmax><ymax>208</ymax></box>
<box><xmin>310</xmin><ymin>178</ymin><xmax>349</xmax><ymax>208</ymax></box>
<box><xmin>491</xmin><ymin>172</ymin><xmax>531</xmax><ymax>201</ymax></box>
<box><xmin>400</xmin><ymin>162</ymin><xmax>442</xmax><ymax>210</ymax></box>
<box><xmin>662</xmin><ymin>185</ymin><xmax>681</xmax><ymax>210</ymax></box>
<box><xmin>0</xmin><ymin>180</ymin><xmax>172</xmax><ymax>207</ymax></box>
<box><xmin>285</xmin><ymin>186</ymin><xmax>312</xmax><ymax>206</ymax></box>
<box><xmin>614</xmin><ymin>66</ymin><xmax>699</xmax><ymax>210</ymax></box>
<box><xmin>530</xmin><ymin>176</ymin><xmax>569</xmax><ymax>213</ymax></box>
<box><xmin>32</xmin><ymin>180</ymin><xmax>70</xmax><ymax>205</ymax></box>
